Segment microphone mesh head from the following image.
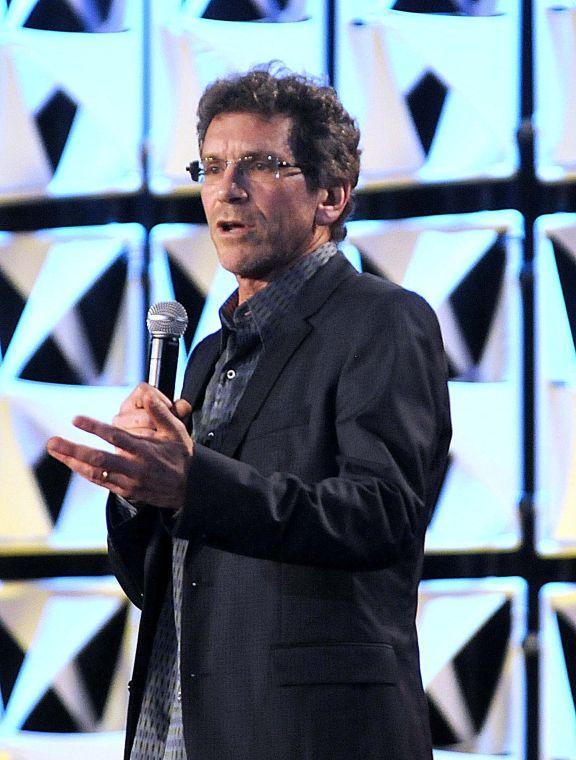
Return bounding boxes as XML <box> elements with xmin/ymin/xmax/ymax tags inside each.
<box><xmin>146</xmin><ymin>301</ymin><xmax>188</xmax><ymax>338</ymax></box>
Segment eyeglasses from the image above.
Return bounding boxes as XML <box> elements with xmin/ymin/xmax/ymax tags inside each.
<box><xmin>186</xmin><ymin>153</ymin><xmax>302</xmax><ymax>185</ymax></box>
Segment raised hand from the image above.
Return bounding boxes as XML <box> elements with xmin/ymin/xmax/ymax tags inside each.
<box><xmin>47</xmin><ymin>385</ymin><xmax>193</xmax><ymax>510</ymax></box>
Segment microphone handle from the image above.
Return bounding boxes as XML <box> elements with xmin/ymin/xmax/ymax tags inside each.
<box><xmin>147</xmin><ymin>335</ymin><xmax>179</xmax><ymax>401</ymax></box>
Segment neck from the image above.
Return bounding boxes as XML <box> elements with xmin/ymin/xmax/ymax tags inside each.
<box><xmin>236</xmin><ymin>235</ymin><xmax>332</xmax><ymax>304</ymax></box>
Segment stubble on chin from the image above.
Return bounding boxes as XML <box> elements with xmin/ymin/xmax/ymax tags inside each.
<box><xmin>217</xmin><ymin>242</ymin><xmax>287</xmax><ymax>281</ymax></box>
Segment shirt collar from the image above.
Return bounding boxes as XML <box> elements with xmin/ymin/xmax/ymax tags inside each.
<box><xmin>218</xmin><ymin>242</ymin><xmax>338</xmax><ymax>344</ymax></box>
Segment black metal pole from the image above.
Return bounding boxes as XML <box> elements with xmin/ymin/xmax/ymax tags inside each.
<box><xmin>517</xmin><ymin>1</ymin><xmax>539</xmax><ymax>758</ymax></box>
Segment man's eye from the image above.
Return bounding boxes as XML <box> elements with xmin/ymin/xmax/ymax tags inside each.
<box><xmin>205</xmin><ymin>163</ymin><xmax>222</xmax><ymax>174</ymax></box>
<box><xmin>243</xmin><ymin>157</ymin><xmax>273</xmax><ymax>173</ymax></box>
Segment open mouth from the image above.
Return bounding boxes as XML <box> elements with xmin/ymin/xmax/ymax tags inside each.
<box><xmin>217</xmin><ymin>220</ymin><xmax>248</xmax><ymax>233</ymax></box>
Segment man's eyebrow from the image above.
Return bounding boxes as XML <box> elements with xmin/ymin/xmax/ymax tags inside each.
<box><xmin>201</xmin><ymin>151</ymin><xmax>276</xmax><ymax>160</ymax></box>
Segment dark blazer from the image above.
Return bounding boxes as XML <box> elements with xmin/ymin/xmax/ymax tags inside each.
<box><xmin>107</xmin><ymin>253</ymin><xmax>452</xmax><ymax>760</ymax></box>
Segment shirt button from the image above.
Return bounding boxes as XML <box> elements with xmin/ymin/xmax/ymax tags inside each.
<box><xmin>177</xmin><ymin>689</ymin><xmax>182</xmax><ymax>701</ymax></box>
<box><xmin>190</xmin><ymin>673</ymin><xmax>196</xmax><ymax>679</ymax></box>
<box><xmin>207</xmin><ymin>431</ymin><xmax>215</xmax><ymax>439</ymax></box>
<box><xmin>191</xmin><ymin>581</ymin><xmax>198</xmax><ymax>587</ymax></box>
<box><xmin>226</xmin><ymin>369</ymin><xmax>236</xmax><ymax>380</ymax></box>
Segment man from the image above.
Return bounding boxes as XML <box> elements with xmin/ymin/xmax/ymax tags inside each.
<box><xmin>48</xmin><ymin>67</ymin><xmax>451</xmax><ymax>759</ymax></box>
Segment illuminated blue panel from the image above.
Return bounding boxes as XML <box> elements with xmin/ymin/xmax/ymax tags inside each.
<box><xmin>335</xmin><ymin>1</ymin><xmax>520</xmax><ymax>188</ymax></box>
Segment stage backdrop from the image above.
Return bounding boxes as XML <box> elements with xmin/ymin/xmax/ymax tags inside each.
<box><xmin>1</xmin><ymin>2</ymin><xmax>575</xmax><ymax>759</ymax></box>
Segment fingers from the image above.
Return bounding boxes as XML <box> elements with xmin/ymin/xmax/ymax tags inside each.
<box><xmin>118</xmin><ymin>383</ymin><xmax>172</xmax><ymax>415</ymax></box>
<box><xmin>47</xmin><ymin>406</ymin><xmax>193</xmax><ymax>508</ymax></box>
<box><xmin>115</xmin><ymin>385</ymin><xmax>192</xmax><ymax>440</ymax></box>
<box><xmin>143</xmin><ymin>397</ymin><xmax>191</xmax><ymax>444</ymax></box>
<box><xmin>72</xmin><ymin>415</ymin><xmax>145</xmax><ymax>454</ymax></box>
<box><xmin>45</xmin><ymin>382</ymin><xmax>195</xmax><ymax>507</ymax></box>
<box><xmin>113</xmin><ymin>408</ymin><xmax>158</xmax><ymax>436</ymax></box>
<box><xmin>46</xmin><ymin>435</ymin><xmax>138</xmax><ymax>486</ymax></box>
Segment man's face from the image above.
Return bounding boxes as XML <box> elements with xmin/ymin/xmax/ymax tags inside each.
<box><xmin>200</xmin><ymin>112</ymin><xmax>330</xmax><ymax>288</ymax></box>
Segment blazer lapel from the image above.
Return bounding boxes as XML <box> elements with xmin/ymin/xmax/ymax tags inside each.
<box><xmin>220</xmin><ymin>320</ymin><xmax>311</xmax><ymax>457</ymax></box>
<box><xmin>219</xmin><ymin>252</ymin><xmax>357</xmax><ymax>458</ymax></box>
<box><xmin>180</xmin><ymin>332</ymin><xmax>221</xmax><ymax>411</ymax></box>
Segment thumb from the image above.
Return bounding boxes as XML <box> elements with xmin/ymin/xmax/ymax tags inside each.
<box><xmin>173</xmin><ymin>398</ymin><xmax>192</xmax><ymax>426</ymax></box>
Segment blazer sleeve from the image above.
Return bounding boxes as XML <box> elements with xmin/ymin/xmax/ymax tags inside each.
<box><xmin>172</xmin><ymin>289</ymin><xmax>452</xmax><ymax>571</ymax></box>
<box><xmin>106</xmin><ymin>494</ymin><xmax>177</xmax><ymax>608</ymax></box>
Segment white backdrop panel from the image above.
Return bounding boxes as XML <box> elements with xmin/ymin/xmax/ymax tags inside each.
<box><xmin>335</xmin><ymin>2</ymin><xmax>520</xmax><ymax>188</ymax></box>
<box><xmin>540</xmin><ymin>583</ymin><xmax>576</xmax><ymax>760</ymax></box>
<box><xmin>0</xmin><ymin>224</ymin><xmax>145</xmax><ymax>551</ymax></box>
<box><xmin>0</xmin><ymin>0</ymin><xmax>139</xmax><ymax>32</ymax></box>
<box><xmin>149</xmin><ymin>2</ymin><xmax>325</xmax><ymax>194</ymax></box>
<box><xmin>0</xmin><ymin>28</ymin><xmax>142</xmax><ymax>201</ymax></box>
<box><xmin>535</xmin><ymin>2</ymin><xmax>576</xmax><ymax>182</ymax></box>
<box><xmin>535</xmin><ymin>214</ymin><xmax>576</xmax><ymax>556</ymax></box>
<box><xmin>0</xmin><ymin>576</ymin><xmax>138</xmax><ymax>745</ymax></box>
<box><xmin>419</xmin><ymin>577</ymin><xmax>526</xmax><ymax>757</ymax></box>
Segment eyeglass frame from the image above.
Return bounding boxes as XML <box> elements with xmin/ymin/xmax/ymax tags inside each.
<box><xmin>185</xmin><ymin>153</ymin><xmax>303</xmax><ymax>184</ymax></box>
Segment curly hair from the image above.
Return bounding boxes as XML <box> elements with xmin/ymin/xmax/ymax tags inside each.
<box><xmin>196</xmin><ymin>65</ymin><xmax>361</xmax><ymax>242</ymax></box>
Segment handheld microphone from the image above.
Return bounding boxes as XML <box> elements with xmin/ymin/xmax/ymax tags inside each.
<box><xmin>146</xmin><ymin>301</ymin><xmax>188</xmax><ymax>401</ymax></box>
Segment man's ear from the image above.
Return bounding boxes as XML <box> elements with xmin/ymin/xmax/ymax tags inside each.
<box><xmin>315</xmin><ymin>182</ymin><xmax>352</xmax><ymax>227</ymax></box>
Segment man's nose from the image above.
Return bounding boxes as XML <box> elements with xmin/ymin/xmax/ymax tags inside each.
<box><xmin>217</xmin><ymin>164</ymin><xmax>248</xmax><ymax>202</ymax></box>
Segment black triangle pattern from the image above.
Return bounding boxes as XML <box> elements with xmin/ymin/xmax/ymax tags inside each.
<box><xmin>427</xmin><ymin>693</ymin><xmax>459</xmax><ymax>747</ymax></box>
<box><xmin>453</xmin><ymin>599</ymin><xmax>510</xmax><ymax>733</ymax></box>
<box><xmin>94</xmin><ymin>0</ymin><xmax>114</xmax><ymax>24</ymax></box>
<box><xmin>448</xmin><ymin>234</ymin><xmax>506</xmax><ymax>375</ymax></box>
<box><xmin>392</xmin><ymin>0</ymin><xmax>460</xmax><ymax>13</ymax></box>
<box><xmin>25</xmin><ymin>0</ymin><xmax>84</xmax><ymax>32</ymax></box>
<box><xmin>550</xmin><ymin>238</ymin><xmax>576</xmax><ymax>356</ymax></box>
<box><xmin>33</xmin><ymin>452</ymin><xmax>73</xmax><ymax>525</ymax></box>
<box><xmin>201</xmin><ymin>0</ymin><xmax>290</xmax><ymax>21</ymax></box>
<box><xmin>557</xmin><ymin>610</ymin><xmax>576</xmax><ymax>715</ymax></box>
<box><xmin>0</xmin><ymin>621</ymin><xmax>25</xmax><ymax>708</ymax></box>
<box><xmin>20</xmin><ymin>335</ymin><xmax>82</xmax><ymax>384</ymax></box>
<box><xmin>1</xmin><ymin>620</ymin><xmax>81</xmax><ymax>732</ymax></box>
<box><xmin>166</xmin><ymin>253</ymin><xmax>207</xmax><ymax>353</ymax></box>
<box><xmin>35</xmin><ymin>89</ymin><xmax>78</xmax><ymax>174</ymax></box>
<box><xmin>0</xmin><ymin>600</ymin><xmax>130</xmax><ymax>731</ymax></box>
<box><xmin>203</xmin><ymin>0</ymin><xmax>264</xmax><ymax>21</ymax></box>
<box><xmin>406</xmin><ymin>71</ymin><xmax>448</xmax><ymax>156</ymax></box>
<box><xmin>77</xmin><ymin>253</ymin><xmax>128</xmax><ymax>376</ymax></box>
<box><xmin>76</xmin><ymin>605</ymin><xmax>128</xmax><ymax>719</ymax></box>
<box><xmin>22</xmin><ymin>689</ymin><xmax>79</xmax><ymax>732</ymax></box>
<box><xmin>0</xmin><ymin>269</ymin><xmax>26</xmax><ymax>358</ymax></box>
